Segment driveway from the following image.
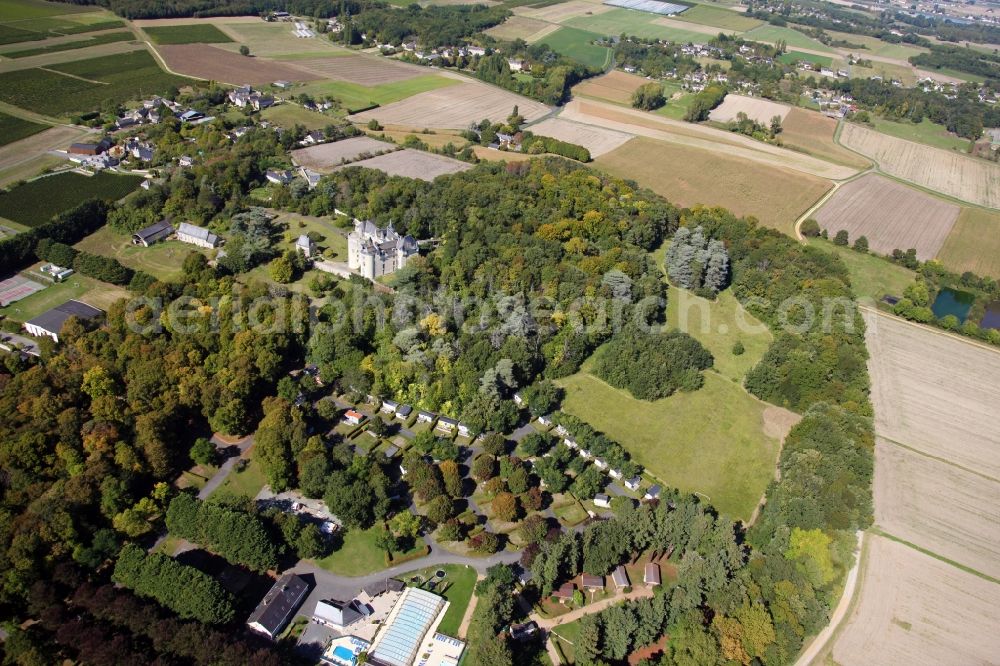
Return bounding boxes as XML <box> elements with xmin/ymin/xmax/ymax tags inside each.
<box><xmin>198</xmin><ymin>434</ymin><xmax>254</xmax><ymax>500</ymax></box>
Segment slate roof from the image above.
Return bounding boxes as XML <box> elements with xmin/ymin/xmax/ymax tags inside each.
<box><xmin>246</xmin><ymin>573</ymin><xmax>309</xmax><ymax>638</ymax></box>
<box><xmin>25</xmin><ymin>300</ymin><xmax>102</xmax><ymax>336</ymax></box>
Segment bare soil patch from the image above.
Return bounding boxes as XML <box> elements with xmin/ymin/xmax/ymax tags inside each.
<box><xmin>485</xmin><ymin>15</ymin><xmax>558</xmax><ymax>42</ymax></box>
<box><xmin>293</xmin><ymin>54</ymin><xmax>423</xmax><ymax>84</ymax></box>
<box><xmin>292</xmin><ymin>136</ymin><xmax>397</xmax><ymax>171</ymax></box>
<box><xmin>515</xmin><ymin>0</ymin><xmax>611</xmax><ymax>22</ymax></box>
<box><xmin>708</xmin><ymin>94</ymin><xmax>791</xmax><ymax>124</ymax></box>
<box><xmin>840</xmin><ymin>122</ymin><xmax>1000</xmax><ymax>208</ymax></box>
<box><xmin>350</xmin><ymin>81</ymin><xmax>549</xmax><ymax>129</ymax></box>
<box><xmin>528</xmin><ymin>117</ymin><xmax>632</xmax><ymax>157</ymax></box>
<box><xmin>572</xmin><ymin>69</ymin><xmax>648</xmax><ymax>104</ymax></box>
<box><xmin>832</xmin><ymin>534</ymin><xmax>1000</xmax><ymax>666</ymax></box>
<box><xmin>875</xmin><ymin>439</ymin><xmax>1000</xmax><ymax>579</ymax></box>
<box><xmin>155</xmin><ymin>44</ymin><xmax>316</xmax><ymax>84</ymax></box>
<box><xmin>780</xmin><ymin>107</ymin><xmax>871</xmax><ymax>169</ymax></box>
<box><xmin>761</xmin><ymin>405</ymin><xmax>801</xmax><ymax>441</ymax></box>
<box><xmin>863</xmin><ymin>310</ymin><xmax>1000</xmax><ymax>478</ymax></box>
<box><xmin>340</xmin><ymin>148</ymin><xmax>471</xmax><ymax>181</ymax></box>
<box><xmin>815</xmin><ymin>173</ymin><xmax>959</xmax><ymax>259</ymax></box>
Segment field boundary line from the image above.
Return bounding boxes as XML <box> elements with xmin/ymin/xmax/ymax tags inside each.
<box><xmin>870</xmin><ymin>527</ymin><xmax>1000</xmax><ymax>585</ymax></box>
<box><xmin>140</xmin><ymin>41</ymin><xmax>209</xmax><ymax>82</ymax></box>
<box><xmin>878</xmin><ymin>435</ymin><xmax>1000</xmax><ymax>484</ymax></box>
<box><xmin>792</xmin><ymin>166</ymin><xmax>874</xmax><ymax>240</ymax></box>
<box><xmin>794</xmin><ymin>530</ymin><xmax>864</xmax><ymax>666</ymax></box>
<box><xmin>860</xmin><ymin>305</ymin><xmax>1000</xmax><ymax>357</ymax></box>
<box><xmin>37</xmin><ymin>66</ymin><xmax>107</xmax><ymax>85</ymax></box>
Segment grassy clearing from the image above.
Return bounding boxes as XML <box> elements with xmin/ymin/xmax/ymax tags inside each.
<box><xmin>3</xmin><ymin>30</ymin><xmax>133</xmax><ymax>58</ymax></box>
<box><xmin>663</xmin><ymin>283</ymin><xmax>773</xmax><ymax>381</ymax></box>
<box><xmin>825</xmin><ymin>30</ymin><xmax>926</xmax><ymax>60</ymax></box>
<box><xmin>937</xmin><ymin>207</ymin><xmax>1000</xmax><ymax>279</ymax></box>
<box><xmin>0</xmin><ymin>172</ymin><xmax>142</xmax><ymax>227</ymax></box>
<box><xmin>541</xmin><ymin>26</ymin><xmax>611</xmax><ymax>69</ymax></box>
<box><xmin>211</xmin><ymin>456</ymin><xmax>266</xmax><ymax>499</ymax></box>
<box><xmin>675</xmin><ymin>4</ymin><xmax>760</xmax><ymax>31</ymax></box>
<box><xmin>0</xmin><ymin>273</ymin><xmax>128</xmax><ymax>321</ymax></box>
<box><xmin>260</xmin><ymin>104</ymin><xmax>334</xmax><ymax>130</ymax></box>
<box><xmin>0</xmin><ymin>50</ymin><xmax>191</xmax><ymax>118</ymax></box>
<box><xmin>805</xmin><ymin>237</ymin><xmax>916</xmax><ymax>301</ymax></box>
<box><xmin>311</xmin><ymin>523</ymin><xmax>423</xmax><ymax>576</ymax></box>
<box><xmin>744</xmin><ymin>24</ymin><xmax>834</xmax><ymax>52</ymax></box>
<box><xmin>0</xmin><ymin>110</ymin><xmax>47</xmax><ymax>146</ymax></box>
<box><xmin>298</xmin><ymin>75</ymin><xmax>458</xmax><ymax>114</ymax></box>
<box><xmin>568</xmin><ymin>9</ymin><xmax>719</xmax><ymax>43</ymax></box>
<box><xmin>850</xmin><ymin>60</ymin><xmax>917</xmax><ymax>86</ymax></box>
<box><xmin>596</xmin><ymin>136</ymin><xmax>831</xmax><ymax>236</ymax></box>
<box><xmin>74</xmin><ymin>226</ymin><xmax>209</xmax><ymax>282</ymax></box>
<box><xmin>144</xmin><ymin>24</ymin><xmax>233</xmax><ymax>45</ymax></box>
<box><xmin>869</xmin><ymin>116</ymin><xmax>971</xmax><ymax>153</ymax></box>
<box><xmin>557</xmin><ymin>358</ymin><xmax>779</xmax><ymax>522</ymax></box>
<box><xmin>406</xmin><ymin>564</ymin><xmax>477</xmax><ymax>636</ymax></box>
<box><xmin>655</xmin><ymin>84</ymin><xmax>697</xmax><ymax>119</ymax></box>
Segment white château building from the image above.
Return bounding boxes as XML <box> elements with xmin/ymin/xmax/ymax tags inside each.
<box><xmin>347</xmin><ymin>220</ymin><xmax>418</xmax><ymax>280</ymax></box>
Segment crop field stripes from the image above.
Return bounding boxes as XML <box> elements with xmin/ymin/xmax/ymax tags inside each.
<box><xmin>877</xmin><ymin>434</ymin><xmax>1000</xmax><ymax>485</ymax></box>
<box><xmin>37</xmin><ymin>65</ymin><xmax>107</xmax><ymax>84</ymax></box>
<box><xmin>869</xmin><ymin>528</ymin><xmax>1000</xmax><ymax>586</ymax></box>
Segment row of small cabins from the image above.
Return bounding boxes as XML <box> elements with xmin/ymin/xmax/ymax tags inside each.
<box><xmin>552</xmin><ymin>562</ymin><xmax>662</xmax><ymax>603</ymax></box>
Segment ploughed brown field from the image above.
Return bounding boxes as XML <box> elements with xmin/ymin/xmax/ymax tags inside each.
<box><xmin>779</xmin><ymin>108</ymin><xmax>871</xmax><ymax>169</ymax></box>
<box><xmin>840</xmin><ymin>122</ymin><xmax>1000</xmax><ymax>208</ymax></box>
<box><xmin>293</xmin><ymin>54</ymin><xmax>425</xmax><ymax>85</ymax></box>
<box><xmin>815</xmin><ymin>173</ymin><xmax>959</xmax><ymax>259</ymax></box>
<box><xmin>155</xmin><ymin>44</ymin><xmax>316</xmax><ymax>84</ymax></box>
<box><xmin>337</xmin><ymin>148</ymin><xmax>471</xmax><ymax>182</ymax></box>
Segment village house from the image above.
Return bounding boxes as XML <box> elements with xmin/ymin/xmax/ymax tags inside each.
<box><xmin>644</xmin><ymin>484</ymin><xmax>661</xmax><ymax>500</ymax></box>
<box><xmin>343</xmin><ymin>409</ymin><xmax>365</xmax><ymax>426</ymax></box>
<box><xmin>581</xmin><ymin>574</ymin><xmax>604</xmax><ymax>591</ymax></box>
<box><xmin>435</xmin><ymin>416</ymin><xmax>458</xmax><ymax>434</ymax></box>
<box><xmin>457</xmin><ymin>423</ymin><xmax>473</xmax><ymax>438</ymax></box>
<box><xmin>537</xmin><ymin>415</ymin><xmax>552</xmax><ymax>427</ymax></box>
<box><xmin>176</xmin><ymin>222</ymin><xmax>220</xmax><ymax>249</ymax></box>
<box><xmin>299</xmin><ymin>166</ymin><xmax>322</xmax><ymax>189</ymax></box>
<box><xmin>513</xmin><ymin>392</ymin><xmax>525</xmax><ymax>407</ymax></box>
<box><xmin>625</xmin><ymin>476</ymin><xmax>641</xmax><ymax>492</ymax></box>
<box><xmin>228</xmin><ymin>85</ymin><xmax>274</xmax><ymax>111</ymax></box>
<box><xmin>313</xmin><ymin>599</ymin><xmax>363</xmax><ymax>629</ymax></box>
<box><xmin>266</xmin><ymin>169</ymin><xmax>294</xmax><ymax>185</ymax></box>
<box><xmin>24</xmin><ymin>300</ymin><xmax>103</xmax><ymax>343</ymax></box>
<box><xmin>40</xmin><ymin>264</ymin><xmax>73</xmax><ymax>281</ymax></box>
<box><xmin>178</xmin><ymin>155</ymin><xmax>194</xmax><ymax>167</ymax></box>
<box><xmin>593</xmin><ymin>494</ymin><xmax>611</xmax><ymax>509</ymax></box>
<box><xmin>396</xmin><ymin>404</ymin><xmax>413</xmax><ymax>420</ymax></box>
<box><xmin>131</xmin><ymin>220</ymin><xmax>173</xmax><ymax>247</ymax></box>
<box><xmin>246</xmin><ymin>573</ymin><xmax>309</xmax><ymax>640</ymax></box>
<box><xmin>68</xmin><ymin>138</ymin><xmax>112</xmax><ymax>156</ymax></box>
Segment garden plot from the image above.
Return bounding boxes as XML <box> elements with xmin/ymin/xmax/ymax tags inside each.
<box><xmin>350</xmin><ymin>81</ymin><xmax>549</xmax><ymax>129</ymax></box>
<box><xmin>832</xmin><ymin>535</ymin><xmax>1000</xmax><ymax>666</ymax></box>
<box><xmin>154</xmin><ymin>44</ymin><xmax>316</xmax><ymax>84</ymax></box>
<box><xmin>840</xmin><ymin>122</ymin><xmax>1000</xmax><ymax>209</ymax></box>
<box><xmin>707</xmin><ymin>94</ymin><xmax>790</xmax><ymax>124</ymax></box>
<box><xmin>291</xmin><ymin>136</ymin><xmax>397</xmax><ymax>171</ymax></box>
<box><xmin>527</xmin><ymin>117</ymin><xmax>632</xmax><ymax>157</ymax></box>
<box><xmin>293</xmin><ymin>54</ymin><xmax>425</xmax><ymax>84</ymax></box>
<box><xmin>339</xmin><ymin>149</ymin><xmax>471</xmax><ymax>181</ymax></box>
<box><xmin>814</xmin><ymin>174</ymin><xmax>959</xmax><ymax>259</ymax></box>
<box><xmin>874</xmin><ymin>439</ymin><xmax>1000</xmax><ymax>580</ymax></box>
<box><xmin>863</xmin><ymin>310</ymin><xmax>1000</xmax><ymax>479</ymax></box>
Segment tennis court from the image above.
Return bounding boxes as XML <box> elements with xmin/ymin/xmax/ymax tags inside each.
<box><xmin>0</xmin><ymin>274</ymin><xmax>45</xmax><ymax>306</ymax></box>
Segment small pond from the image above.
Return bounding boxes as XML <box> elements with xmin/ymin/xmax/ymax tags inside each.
<box><xmin>981</xmin><ymin>301</ymin><xmax>1000</xmax><ymax>331</ymax></box>
<box><xmin>931</xmin><ymin>287</ymin><xmax>975</xmax><ymax>323</ymax></box>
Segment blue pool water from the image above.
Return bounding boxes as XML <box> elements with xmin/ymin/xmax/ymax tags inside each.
<box><xmin>332</xmin><ymin>645</ymin><xmax>356</xmax><ymax>664</ymax></box>
<box><xmin>931</xmin><ymin>287</ymin><xmax>975</xmax><ymax>323</ymax></box>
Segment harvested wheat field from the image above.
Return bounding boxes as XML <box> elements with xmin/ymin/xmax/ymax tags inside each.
<box><xmin>597</xmin><ymin>136</ymin><xmax>830</xmax><ymax>234</ymax></box>
<box><xmin>292</xmin><ymin>136</ymin><xmax>396</xmax><ymax>171</ymax></box>
<box><xmin>515</xmin><ymin>0</ymin><xmax>611</xmax><ymax>22</ymax></box>
<box><xmin>528</xmin><ymin>117</ymin><xmax>632</xmax><ymax>157</ymax></box>
<box><xmin>863</xmin><ymin>310</ymin><xmax>1000</xmax><ymax>478</ymax></box>
<box><xmin>779</xmin><ymin>108</ymin><xmax>870</xmax><ymax>168</ymax></box>
<box><xmin>840</xmin><ymin>122</ymin><xmax>1000</xmax><ymax>208</ymax></box>
<box><xmin>832</xmin><ymin>535</ymin><xmax>1000</xmax><ymax>666</ymax></box>
<box><xmin>708</xmin><ymin>94</ymin><xmax>790</xmax><ymax>124</ymax></box>
<box><xmin>936</xmin><ymin>207</ymin><xmax>1000</xmax><ymax>279</ymax></box>
<box><xmin>815</xmin><ymin>174</ymin><xmax>959</xmax><ymax>259</ymax></box>
<box><xmin>874</xmin><ymin>439</ymin><xmax>1000</xmax><ymax>579</ymax></box>
<box><xmin>350</xmin><ymin>81</ymin><xmax>549</xmax><ymax>129</ymax></box>
<box><xmin>293</xmin><ymin>54</ymin><xmax>424</xmax><ymax>84</ymax></box>
<box><xmin>571</xmin><ymin>70</ymin><xmax>648</xmax><ymax>104</ymax></box>
<box><xmin>561</xmin><ymin>98</ymin><xmax>859</xmax><ymax>179</ymax></box>
<box><xmin>154</xmin><ymin>44</ymin><xmax>315</xmax><ymax>84</ymax></box>
<box><xmin>485</xmin><ymin>16</ymin><xmax>559</xmax><ymax>42</ymax></box>
<box><xmin>339</xmin><ymin>148</ymin><xmax>471</xmax><ymax>181</ymax></box>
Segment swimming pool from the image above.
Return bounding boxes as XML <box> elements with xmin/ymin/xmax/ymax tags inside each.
<box><xmin>331</xmin><ymin>645</ymin><xmax>356</xmax><ymax>665</ymax></box>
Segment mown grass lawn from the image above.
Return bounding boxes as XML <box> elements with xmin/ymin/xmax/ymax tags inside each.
<box><xmin>144</xmin><ymin>24</ymin><xmax>232</xmax><ymax>45</ymax></box>
<box><xmin>405</xmin><ymin>564</ymin><xmax>477</xmax><ymax>636</ymax></box>
<box><xmin>542</xmin><ymin>27</ymin><xmax>612</xmax><ymax>70</ymax></box>
<box><xmin>806</xmin><ymin>237</ymin><xmax>916</xmax><ymax>302</ymax></box>
<box><xmin>299</xmin><ymin>75</ymin><xmax>458</xmax><ymax>114</ymax></box>
<box><xmin>74</xmin><ymin>226</ymin><xmax>211</xmax><ymax>282</ymax></box>
<box><xmin>0</xmin><ymin>273</ymin><xmax>128</xmax><ymax>322</ymax></box>
<box><xmin>311</xmin><ymin>524</ymin><xmax>397</xmax><ymax>576</ymax></box>
<box><xmin>556</xmin><ymin>356</ymin><xmax>779</xmax><ymax>522</ymax></box>
<box><xmin>211</xmin><ymin>456</ymin><xmax>266</xmax><ymax>500</ymax></box>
